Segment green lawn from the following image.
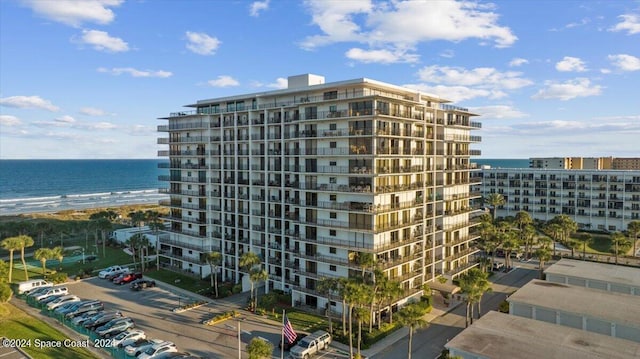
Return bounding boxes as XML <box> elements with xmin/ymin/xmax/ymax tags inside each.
<box><xmin>0</xmin><ymin>302</ymin><xmax>98</xmax><ymax>359</ymax></box>
<box><xmin>145</xmin><ymin>268</ymin><xmax>212</xmax><ymax>295</ymax></box>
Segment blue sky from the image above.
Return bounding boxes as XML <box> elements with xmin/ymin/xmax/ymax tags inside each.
<box><xmin>1</xmin><ymin>0</ymin><xmax>638</xmax><ymax>159</ymax></box>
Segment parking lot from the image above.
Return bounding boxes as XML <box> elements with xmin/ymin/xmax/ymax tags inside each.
<box><xmin>63</xmin><ymin>277</ymin><xmax>294</xmax><ymax>358</ymax></box>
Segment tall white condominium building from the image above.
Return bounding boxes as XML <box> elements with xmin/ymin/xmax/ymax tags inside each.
<box><xmin>477</xmin><ymin>168</ymin><xmax>640</xmax><ymax>232</ymax></box>
<box><xmin>157</xmin><ymin>74</ymin><xmax>482</xmax><ymax>311</ymax></box>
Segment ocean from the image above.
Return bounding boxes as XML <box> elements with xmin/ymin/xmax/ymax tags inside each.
<box><xmin>0</xmin><ymin>158</ymin><xmax>528</xmax><ymax>216</ymax></box>
<box><xmin>0</xmin><ymin>159</ymin><xmax>168</xmax><ymax>216</ymax></box>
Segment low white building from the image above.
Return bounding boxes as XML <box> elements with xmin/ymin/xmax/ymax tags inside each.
<box><xmin>545</xmin><ymin>259</ymin><xmax>640</xmax><ymax>295</ymax></box>
<box><xmin>446</xmin><ymin>311</ymin><xmax>640</xmax><ymax>359</ymax></box>
<box><xmin>111</xmin><ymin>226</ymin><xmax>162</xmax><ymax>248</ymax></box>
<box><xmin>507</xmin><ymin>279</ymin><xmax>640</xmax><ymax>342</ymax></box>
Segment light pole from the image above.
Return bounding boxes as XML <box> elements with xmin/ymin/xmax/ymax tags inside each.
<box><xmin>82</xmin><ymin>248</ymin><xmax>85</xmax><ymax>264</ymax></box>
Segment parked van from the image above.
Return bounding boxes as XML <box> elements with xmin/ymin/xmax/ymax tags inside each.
<box><xmin>17</xmin><ymin>279</ymin><xmax>52</xmax><ymax>295</ymax></box>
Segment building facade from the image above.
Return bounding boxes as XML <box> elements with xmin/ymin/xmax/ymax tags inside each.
<box><xmin>157</xmin><ymin>74</ymin><xmax>481</xmax><ymax>312</ymax></box>
<box><xmin>530</xmin><ymin>157</ymin><xmax>640</xmax><ymax>170</ymax></box>
<box><xmin>476</xmin><ymin>168</ymin><xmax>640</xmax><ymax>231</ymax></box>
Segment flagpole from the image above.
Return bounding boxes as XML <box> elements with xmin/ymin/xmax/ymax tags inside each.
<box><xmin>238</xmin><ymin>320</ymin><xmax>241</xmax><ymax>359</ymax></box>
<box><xmin>281</xmin><ymin>309</ymin><xmax>285</xmax><ymax>359</ymax></box>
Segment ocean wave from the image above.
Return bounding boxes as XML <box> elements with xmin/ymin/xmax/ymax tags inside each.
<box><xmin>0</xmin><ymin>189</ymin><xmax>168</xmax><ymax>216</ymax></box>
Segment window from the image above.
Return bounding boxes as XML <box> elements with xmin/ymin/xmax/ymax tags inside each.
<box><xmin>330</xmin><ymin>194</ymin><xmax>337</xmax><ymax>201</ymax></box>
<box><xmin>330</xmin><ymin>142</ymin><xmax>337</xmax><ymax>148</ymax></box>
<box><xmin>329</xmin><ymin>123</ymin><xmax>337</xmax><ymax>130</ymax></box>
<box><xmin>330</xmin><ymin>161</ymin><xmax>337</xmax><ymax>166</ymax></box>
<box><xmin>330</xmin><ymin>247</ymin><xmax>336</xmax><ymax>254</ymax></box>
<box><xmin>330</xmin><ymin>177</ymin><xmax>337</xmax><ymax>184</ymax></box>
<box><xmin>329</xmin><ymin>105</ymin><xmax>337</xmax><ymax>113</ymax></box>
<box><xmin>324</xmin><ymin>91</ymin><xmax>338</xmax><ymax>100</ymax></box>
<box><xmin>330</xmin><ymin>212</ymin><xmax>337</xmax><ymax>219</ymax></box>
<box><xmin>329</xmin><ymin>265</ymin><xmax>336</xmax><ymax>272</ymax></box>
<box><xmin>305</xmin><ymin>106</ymin><xmax>318</xmax><ymax>120</ymax></box>
<box><xmin>330</xmin><ymin>230</ymin><xmax>336</xmax><ymax>236</ymax></box>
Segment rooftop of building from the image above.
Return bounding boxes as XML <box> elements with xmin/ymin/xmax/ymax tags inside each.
<box><xmin>445</xmin><ymin>311</ymin><xmax>640</xmax><ymax>359</ymax></box>
<box><xmin>507</xmin><ymin>279</ymin><xmax>640</xmax><ymax>328</ymax></box>
<box><xmin>545</xmin><ymin>259</ymin><xmax>640</xmax><ymax>288</ymax></box>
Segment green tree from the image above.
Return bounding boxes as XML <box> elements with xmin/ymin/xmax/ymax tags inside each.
<box><xmin>146</xmin><ymin>211</ymin><xmax>164</xmax><ymax>270</ymax></box>
<box><xmin>535</xmin><ymin>240</ymin><xmax>552</xmax><ymax>280</ymax></box>
<box><xmin>545</xmin><ymin>222</ymin><xmax>563</xmax><ymax>256</ymax></box>
<box><xmin>627</xmin><ymin>221</ymin><xmax>640</xmax><ymax>257</ymax></box>
<box><xmin>51</xmin><ymin>246</ymin><xmax>64</xmax><ymax>270</ymax></box>
<box><xmin>397</xmin><ymin>302</ymin><xmax>429</xmax><ymax>359</ymax></box>
<box><xmin>0</xmin><ymin>260</ymin><xmax>8</xmax><ymax>284</ymax></box>
<box><xmin>249</xmin><ymin>268</ymin><xmax>268</xmax><ymax>311</ymax></box>
<box><xmin>355</xmin><ymin>251</ymin><xmax>375</xmax><ymax>279</ymax></box>
<box><xmin>247</xmin><ymin>337</ymin><xmax>273</xmax><ymax>359</ymax></box>
<box><xmin>459</xmin><ymin>268</ymin><xmax>492</xmax><ymax>326</ymax></box>
<box><xmin>317</xmin><ymin>277</ymin><xmax>339</xmax><ymax>334</ymax></box>
<box><xmin>514</xmin><ymin>211</ymin><xmax>532</xmax><ymax>231</ymax></box>
<box><xmin>343</xmin><ymin>280</ymin><xmax>365</xmax><ymax>359</ymax></box>
<box><xmin>35</xmin><ymin>221</ymin><xmax>53</xmax><ymax>249</ymax></box>
<box><xmin>239</xmin><ymin>252</ymin><xmax>262</xmax><ymax>310</ymax></box>
<box><xmin>206</xmin><ymin>251</ymin><xmax>222</xmax><ymax>297</ymax></box>
<box><xmin>1</xmin><ymin>236</ymin><xmax>22</xmax><ymax>283</ymax></box>
<box><xmin>576</xmin><ymin>232</ymin><xmax>592</xmax><ymax>260</ymax></box>
<box><xmin>34</xmin><ymin>247</ymin><xmax>53</xmax><ymax>276</ymax></box>
<box><xmin>500</xmin><ymin>231</ymin><xmax>521</xmax><ymax>269</ymax></box>
<box><xmin>484</xmin><ymin>193</ymin><xmax>506</xmax><ymax>220</ymax></box>
<box><xmin>610</xmin><ymin>232</ymin><xmax>631</xmax><ymax>265</ymax></box>
<box><xmin>126</xmin><ymin>233</ymin><xmax>143</xmax><ymax>269</ymax></box>
<box><xmin>18</xmin><ymin>235</ymin><xmax>37</xmax><ymax>279</ymax></box>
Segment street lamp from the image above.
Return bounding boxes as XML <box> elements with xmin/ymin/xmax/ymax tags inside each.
<box><xmin>82</xmin><ymin>248</ymin><xmax>85</xmax><ymax>264</ymax></box>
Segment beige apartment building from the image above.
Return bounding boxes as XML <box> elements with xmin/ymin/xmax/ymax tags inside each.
<box><xmin>157</xmin><ymin>74</ymin><xmax>481</xmax><ymax>312</ymax></box>
<box><xmin>530</xmin><ymin>156</ymin><xmax>640</xmax><ymax>170</ymax></box>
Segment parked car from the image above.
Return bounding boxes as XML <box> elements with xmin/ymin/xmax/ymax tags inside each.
<box><xmin>279</xmin><ymin>334</ymin><xmax>307</xmax><ymax>351</ymax></box>
<box><xmin>40</xmin><ymin>294</ymin><xmax>64</xmax><ymax>304</ymax></box>
<box><xmin>289</xmin><ymin>331</ymin><xmax>332</xmax><ymax>359</ymax></box>
<box><xmin>492</xmin><ymin>262</ymin><xmax>505</xmax><ymax>271</ymax></box>
<box><xmin>34</xmin><ymin>286</ymin><xmax>68</xmax><ymax>301</ymax></box>
<box><xmin>137</xmin><ymin>341</ymin><xmax>177</xmax><ymax>359</ymax></box>
<box><xmin>96</xmin><ymin>317</ymin><xmax>135</xmax><ymax>338</ymax></box>
<box><xmin>158</xmin><ymin>353</ymin><xmax>202</xmax><ymax>359</ymax></box>
<box><xmin>114</xmin><ymin>272</ymin><xmax>142</xmax><ymax>285</ymax></box>
<box><xmin>26</xmin><ymin>286</ymin><xmax>54</xmax><ymax>298</ymax></box>
<box><xmin>84</xmin><ymin>311</ymin><xmax>123</xmax><ymax>330</ymax></box>
<box><xmin>131</xmin><ymin>279</ymin><xmax>156</xmax><ymax>291</ymax></box>
<box><xmin>124</xmin><ymin>339</ymin><xmax>163</xmax><ymax>357</ymax></box>
<box><xmin>99</xmin><ymin>265</ymin><xmax>130</xmax><ymax>279</ymax></box>
<box><xmin>54</xmin><ymin>301</ymin><xmax>83</xmax><ymax>315</ymax></box>
<box><xmin>72</xmin><ymin>310</ymin><xmax>104</xmax><ymax>326</ymax></box>
<box><xmin>65</xmin><ymin>300</ymin><xmax>103</xmax><ymax>319</ymax></box>
<box><xmin>111</xmin><ymin>329</ymin><xmax>146</xmax><ymax>348</ymax></box>
<box><xmin>17</xmin><ymin>279</ymin><xmax>52</xmax><ymax>295</ymax></box>
<box><xmin>47</xmin><ymin>295</ymin><xmax>81</xmax><ymax>310</ymax></box>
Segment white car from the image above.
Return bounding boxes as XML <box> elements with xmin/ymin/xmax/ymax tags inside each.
<box><xmin>34</xmin><ymin>286</ymin><xmax>68</xmax><ymax>301</ymax></box>
<box><xmin>112</xmin><ymin>329</ymin><xmax>146</xmax><ymax>348</ymax></box>
<box><xmin>137</xmin><ymin>341</ymin><xmax>177</xmax><ymax>359</ymax></box>
<box><xmin>47</xmin><ymin>295</ymin><xmax>81</xmax><ymax>310</ymax></box>
<box><xmin>124</xmin><ymin>338</ymin><xmax>163</xmax><ymax>357</ymax></box>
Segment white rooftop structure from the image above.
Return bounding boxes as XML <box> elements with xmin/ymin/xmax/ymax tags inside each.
<box><xmin>445</xmin><ymin>311</ymin><xmax>640</xmax><ymax>359</ymax></box>
<box><xmin>545</xmin><ymin>259</ymin><xmax>640</xmax><ymax>295</ymax></box>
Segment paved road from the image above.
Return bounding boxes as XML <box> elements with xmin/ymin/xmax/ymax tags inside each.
<box><xmin>374</xmin><ymin>267</ymin><xmax>539</xmax><ymax>359</ymax></box>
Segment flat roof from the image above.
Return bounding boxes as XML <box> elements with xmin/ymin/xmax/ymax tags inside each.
<box><xmin>545</xmin><ymin>259</ymin><xmax>640</xmax><ymax>288</ymax></box>
<box><xmin>446</xmin><ymin>311</ymin><xmax>640</xmax><ymax>359</ymax></box>
<box><xmin>507</xmin><ymin>280</ymin><xmax>640</xmax><ymax>328</ymax></box>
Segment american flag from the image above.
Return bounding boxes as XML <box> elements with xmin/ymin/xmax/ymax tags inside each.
<box><xmin>283</xmin><ymin>313</ymin><xmax>297</xmax><ymax>344</ymax></box>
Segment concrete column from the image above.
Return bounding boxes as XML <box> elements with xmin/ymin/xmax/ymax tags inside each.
<box><xmin>611</xmin><ymin>322</ymin><xmax>616</xmax><ymax>337</ymax></box>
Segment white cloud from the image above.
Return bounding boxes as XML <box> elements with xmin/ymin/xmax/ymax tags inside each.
<box><xmin>403</xmin><ymin>84</ymin><xmax>504</xmax><ymax>103</ymax></box>
<box><xmin>0</xmin><ymin>95</ymin><xmax>60</xmax><ymax>111</ymax></box>
<box><xmin>416</xmin><ymin>65</ymin><xmax>533</xmax><ymax>90</ymax></box>
<box><xmin>22</xmin><ymin>0</ymin><xmax>123</xmax><ymax>27</ymax></box>
<box><xmin>249</xmin><ymin>0</ymin><xmax>270</xmax><ymax>17</ymax></box>
<box><xmin>610</xmin><ymin>13</ymin><xmax>640</xmax><ymax>35</ymax></box>
<box><xmin>78</xmin><ymin>29</ymin><xmax>129</xmax><ymax>52</ymax></box>
<box><xmin>0</xmin><ymin>115</ymin><xmax>23</xmax><ymax>126</ymax></box>
<box><xmin>185</xmin><ymin>31</ymin><xmax>221</xmax><ymax>55</ymax></box>
<box><xmin>565</xmin><ymin>18</ymin><xmax>590</xmax><ymax>29</ymax></box>
<box><xmin>90</xmin><ymin>122</ymin><xmax>117</xmax><ymax>130</ymax></box>
<box><xmin>55</xmin><ymin>115</ymin><xmax>76</xmax><ymax>124</ymax></box>
<box><xmin>439</xmin><ymin>49</ymin><xmax>455</xmax><ymax>58</ymax></box>
<box><xmin>97</xmin><ymin>67</ymin><xmax>173</xmax><ymax>78</ymax></box>
<box><xmin>345</xmin><ymin>48</ymin><xmax>419</xmax><ymax>64</ymax></box>
<box><xmin>509</xmin><ymin>58</ymin><xmax>528</xmax><ymax>67</ymax></box>
<box><xmin>555</xmin><ymin>56</ymin><xmax>587</xmax><ymax>72</ymax></box>
<box><xmin>470</xmin><ymin>105</ymin><xmax>528</xmax><ymax>119</ymax></box>
<box><xmin>301</xmin><ymin>0</ymin><xmax>516</xmax><ymax>63</ymax></box>
<box><xmin>608</xmin><ymin>54</ymin><xmax>640</xmax><ymax>71</ymax></box>
<box><xmin>267</xmin><ymin>77</ymin><xmax>288</xmax><ymax>89</ymax></box>
<box><xmin>600</xmin><ymin>68</ymin><xmax>612</xmax><ymax>74</ymax></box>
<box><xmin>532</xmin><ymin>78</ymin><xmax>602</xmax><ymax>101</ymax></box>
<box><xmin>207</xmin><ymin>76</ymin><xmax>240</xmax><ymax>87</ymax></box>
<box><xmin>80</xmin><ymin>107</ymin><xmax>107</xmax><ymax>116</ymax></box>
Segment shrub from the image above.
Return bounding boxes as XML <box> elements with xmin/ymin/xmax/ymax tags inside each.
<box><xmin>232</xmin><ymin>283</ymin><xmax>242</xmax><ymax>294</ymax></box>
<box><xmin>49</xmin><ymin>272</ymin><xmax>68</xmax><ymax>284</ymax></box>
<box><xmin>0</xmin><ymin>283</ymin><xmax>12</xmax><ymax>303</ymax></box>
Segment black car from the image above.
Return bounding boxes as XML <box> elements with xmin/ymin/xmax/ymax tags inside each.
<box><xmin>278</xmin><ymin>334</ymin><xmax>306</xmax><ymax>350</ymax></box>
<box><xmin>131</xmin><ymin>279</ymin><xmax>156</xmax><ymax>291</ymax></box>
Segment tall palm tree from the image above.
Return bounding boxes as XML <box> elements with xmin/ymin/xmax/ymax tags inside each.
<box><xmin>484</xmin><ymin>193</ymin><xmax>505</xmax><ymax>220</ymax></box>
<box><xmin>34</xmin><ymin>248</ymin><xmax>53</xmax><ymax>277</ymax></box>
<box><xmin>126</xmin><ymin>234</ymin><xmax>143</xmax><ymax>269</ymax></box>
<box><xmin>343</xmin><ymin>280</ymin><xmax>363</xmax><ymax>359</ymax></box>
<box><xmin>249</xmin><ymin>268</ymin><xmax>268</xmax><ymax>311</ymax></box>
<box><xmin>317</xmin><ymin>277</ymin><xmax>339</xmax><ymax>334</ymax></box>
<box><xmin>13</xmin><ymin>235</ymin><xmax>34</xmax><ymax>281</ymax></box>
<box><xmin>51</xmin><ymin>246</ymin><xmax>64</xmax><ymax>270</ymax></box>
<box><xmin>627</xmin><ymin>221</ymin><xmax>640</xmax><ymax>257</ymax></box>
<box><xmin>146</xmin><ymin>211</ymin><xmax>164</xmax><ymax>270</ymax></box>
<box><xmin>239</xmin><ymin>252</ymin><xmax>262</xmax><ymax>309</ymax></box>
<box><xmin>355</xmin><ymin>251</ymin><xmax>375</xmax><ymax>279</ymax></box>
<box><xmin>514</xmin><ymin>211</ymin><xmax>532</xmax><ymax>231</ymax></box>
<box><xmin>397</xmin><ymin>302</ymin><xmax>429</xmax><ymax>359</ymax></box>
<box><xmin>545</xmin><ymin>222</ymin><xmax>563</xmax><ymax>256</ymax></box>
<box><xmin>521</xmin><ymin>224</ymin><xmax>536</xmax><ymax>260</ymax></box>
<box><xmin>137</xmin><ymin>234</ymin><xmax>151</xmax><ymax>272</ymax></box>
<box><xmin>1</xmin><ymin>237</ymin><xmax>22</xmax><ymax>283</ymax></box>
<box><xmin>336</xmin><ymin>277</ymin><xmax>349</xmax><ymax>336</ymax></box>
<box><xmin>35</xmin><ymin>222</ymin><xmax>53</xmax><ymax>249</ymax></box>
<box><xmin>535</xmin><ymin>244</ymin><xmax>552</xmax><ymax>280</ymax></box>
<box><xmin>500</xmin><ymin>231</ymin><xmax>520</xmax><ymax>269</ymax></box>
<box><xmin>610</xmin><ymin>232</ymin><xmax>631</xmax><ymax>265</ymax></box>
<box><xmin>206</xmin><ymin>251</ymin><xmax>222</xmax><ymax>297</ymax></box>
<box><xmin>576</xmin><ymin>232</ymin><xmax>592</xmax><ymax>260</ymax></box>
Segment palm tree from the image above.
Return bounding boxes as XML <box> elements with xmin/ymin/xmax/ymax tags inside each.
<box><xmin>126</xmin><ymin>234</ymin><xmax>143</xmax><ymax>269</ymax></box>
<box><xmin>343</xmin><ymin>280</ymin><xmax>363</xmax><ymax>359</ymax></box>
<box><xmin>514</xmin><ymin>211</ymin><xmax>532</xmax><ymax>230</ymax></box>
<box><xmin>535</xmin><ymin>244</ymin><xmax>552</xmax><ymax>280</ymax></box>
<box><xmin>51</xmin><ymin>246</ymin><xmax>64</xmax><ymax>270</ymax></box>
<box><xmin>17</xmin><ymin>235</ymin><xmax>35</xmax><ymax>280</ymax></box>
<box><xmin>95</xmin><ymin>217</ymin><xmax>112</xmax><ymax>257</ymax></box>
<box><xmin>336</xmin><ymin>278</ymin><xmax>349</xmax><ymax>336</ymax></box>
<box><xmin>247</xmin><ymin>337</ymin><xmax>273</xmax><ymax>359</ymax></box>
<box><xmin>317</xmin><ymin>277</ymin><xmax>339</xmax><ymax>334</ymax></box>
<box><xmin>459</xmin><ymin>268</ymin><xmax>492</xmax><ymax>326</ymax></box>
<box><xmin>545</xmin><ymin>222</ymin><xmax>563</xmax><ymax>256</ymax></box>
<box><xmin>249</xmin><ymin>268</ymin><xmax>268</xmax><ymax>311</ymax></box>
<box><xmin>382</xmin><ymin>279</ymin><xmax>403</xmax><ymax>325</ymax></box>
<box><xmin>484</xmin><ymin>193</ymin><xmax>505</xmax><ymax>220</ymax></box>
<box><xmin>129</xmin><ymin>210</ymin><xmax>147</xmax><ymax>229</ymax></box>
<box><xmin>146</xmin><ymin>211</ymin><xmax>164</xmax><ymax>270</ymax></box>
<box><xmin>206</xmin><ymin>251</ymin><xmax>222</xmax><ymax>297</ymax></box>
<box><xmin>137</xmin><ymin>235</ymin><xmax>151</xmax><ymax>272</ymax></box>
<box><xmin>627</xmin><ymin>221</ymin><xmax>640</xmax><ymax>257</ymax></box>
<box><xmin>520</xmin><ymin>224</ymin><xmax>536</xmax><ymax>260</ymax></box>
<box><xmin>355</xmin><ymin>251</ymin><xmax>375</xmax><ymax>279</ymax></box>
<box><xmin>1</xmin><ymin>237</ymin><xmax>22</xmax><ymax>283</ymax></box>
<box><xmin>239</xmin><ymin>252</ymin><xmax>262</xmax><ymax>309</ymax></box>
<box><xmin>397</xmin><ymin>302</ymin><xmax>429</xmax><ymax>359</ymax></box>
<box><xmin>34</xmin><ymin>248</ymin><xmax>53</xmax><ymax>277</ymax></box>
<box><xmin>610</xmin><ymin>232</ymin><xmax>631</xmax><ymax>265</ymax></box>
<box><xmin>35</xmin><ymin>221</ymin><xmax>53</xmax><ymax>249</ymax></box>
<box><xmin>576</xmin><ymin>233</ymin><xmax>592</xmax><ymax>260</ymax></box>
<box><xmin>500</xmin><ymin>231</ymin><xmax>520</xmax><ymax>269</ymax></box>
